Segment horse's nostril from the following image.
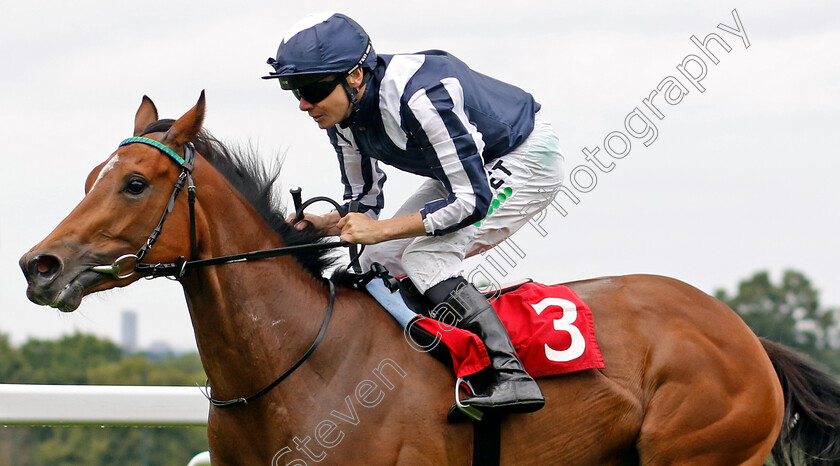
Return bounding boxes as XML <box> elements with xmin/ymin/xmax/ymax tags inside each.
<box><xmin>33</xmin><ymin>254</ymin><xmax>61</xmax><ymax>279</ymax></box>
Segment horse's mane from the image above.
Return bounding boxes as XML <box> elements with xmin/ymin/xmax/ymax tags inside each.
<box><xmin>142</xmin><ymin>120</ymin><xmax>338</xmax><ymax>280</ymax></box>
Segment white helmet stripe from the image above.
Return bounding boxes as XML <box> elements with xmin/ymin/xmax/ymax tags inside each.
<box><xmin>282</xmin><ymin>11</ymin><xmax>336</xmax><ymax>43</ymax></box>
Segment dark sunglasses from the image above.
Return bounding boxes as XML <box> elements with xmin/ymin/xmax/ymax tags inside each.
<box><xmin>292</xmin><ymin>76</ymin><xmax>344</xmax><ymax>104</ymax></box>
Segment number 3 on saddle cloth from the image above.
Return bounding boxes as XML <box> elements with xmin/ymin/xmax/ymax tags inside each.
<box><xmin>370</xmin><ymin>277</ymin><xmax>605</xmax><ymax>381</ymax></box>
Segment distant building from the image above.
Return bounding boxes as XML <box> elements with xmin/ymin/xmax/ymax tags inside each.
<box><xmin>121</xmin><ymin>310</ymin><xmax>138</xmax><ymax>354</ymax></box>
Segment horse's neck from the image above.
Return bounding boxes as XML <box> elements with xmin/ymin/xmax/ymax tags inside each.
<box><xmin>179</xmin><ymin>166</ymin><xmax>336</xmax><ymax>400</ymax></box>
<box><xmin>175</xmin><ymin>163</ymin><xmax>444</xmax><ymax>455</ymax></box>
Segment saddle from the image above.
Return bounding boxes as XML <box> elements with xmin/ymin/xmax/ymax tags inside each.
<box><xmin>397</xmin><ymin>274</ymin><xmax>535</xmax><ymax>317</ymax></box>
<box><xmin>333</xmin><ymin>264</ymin><xmax>604</xmax><ymax>386</ymax></box>
<box><xmin>395</xmin><ymin>275</ymin><xmax>550</xmax><ymax>424</ymax></box>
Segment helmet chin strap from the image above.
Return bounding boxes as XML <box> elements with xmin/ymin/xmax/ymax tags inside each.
<box><xmin>339</xmin><ymin>71</ymin><xmax>370</xmax><ymax>127</ymax></box>
<box><xmin>342</xmin><ymin>80</ymin><xmax>361</xmax><ymax>114</ymax></box>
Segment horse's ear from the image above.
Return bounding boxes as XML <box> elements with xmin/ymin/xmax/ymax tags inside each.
<box><xmin>134</xmin><ymin>96</ymin><xmax>159</xmax><ymax>136</ymax></box>
<box><xmin>162</xmin><ymin>90</ymin><xmax>206</xmax><ymax>149</ymax></box>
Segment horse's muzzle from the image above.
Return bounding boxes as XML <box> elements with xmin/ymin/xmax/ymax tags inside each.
<box><xmin>19</xmin><ymin>250</ymin><xmax>104</xmax><ymax>312</ymax></box>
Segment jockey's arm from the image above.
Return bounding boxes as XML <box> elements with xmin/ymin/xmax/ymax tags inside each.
<box><xmin>337</xmin><ymin>211</ymin><xmax>425</xmax><ymax>245</ymax></box>
<box><xmin>289</xmin><ymin>210</ymin><xmax>425</xmax><ymax>244</ymax></box>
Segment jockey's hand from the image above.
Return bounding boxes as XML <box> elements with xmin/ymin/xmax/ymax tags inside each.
<box><xmin>337</xmin><ymin>212</ymin><xmax>427</xmax><ymax>245</ymax></box>
<box><xmin>337</xmin><ymin>213</ymin><xmax>383</xmax><ymax>245</ymax></box>
<box><xmin>287</xmin><ymin>211</ymin><xmax>342</xmax><ymax>236</ymax></box>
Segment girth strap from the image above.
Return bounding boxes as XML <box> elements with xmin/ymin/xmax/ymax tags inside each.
<box><xmin>473</xmin><ymin>418</ymin><xmax>501</xmax><ymax>466</ymax></box>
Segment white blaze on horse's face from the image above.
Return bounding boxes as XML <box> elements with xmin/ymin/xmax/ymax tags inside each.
<box><xmin>90</xmin><ymin>154</ymin><xmax>120</xmax><ymax>190</ymax></box>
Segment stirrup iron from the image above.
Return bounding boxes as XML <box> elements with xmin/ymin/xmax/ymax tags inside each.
<box><xmin>454</xmin><ymin>377</ymin><xmax>484</xmax><ymax>421</ymax></box>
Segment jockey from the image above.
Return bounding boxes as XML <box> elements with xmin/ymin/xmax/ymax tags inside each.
<box><xmin>264</xmin><ymin>12</ymin><xmax>564</xmax><ymax>415</ymax></box>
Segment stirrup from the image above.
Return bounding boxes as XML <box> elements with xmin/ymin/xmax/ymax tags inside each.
<box><xmin>454</xmin><ymin>377</ymin><xmax>484</xmax><ymax>421</ymax></box>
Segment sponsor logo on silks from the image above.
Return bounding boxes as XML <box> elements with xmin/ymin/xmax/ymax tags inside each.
<box><xmin>474</xmin><ymin>187</ymin><xmax>513</xmax><ymax>227</ymax></box>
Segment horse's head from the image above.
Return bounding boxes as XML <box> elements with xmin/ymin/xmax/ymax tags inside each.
<box><xmin>20</xmin><ymin>93</ymin><xmax>206</xmax><ymax>312</ymax></box>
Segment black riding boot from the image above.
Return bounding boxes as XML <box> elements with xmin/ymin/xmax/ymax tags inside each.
<box><xmin>426</xmin><ymin>277</ymin><xmax>545</xmax><ymax>414</ymax></box>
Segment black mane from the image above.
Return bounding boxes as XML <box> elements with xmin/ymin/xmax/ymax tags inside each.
<box><xmin>142</xmin><ymin>120</ymin><xmax>338</xmax><ymax>280</ymax></box>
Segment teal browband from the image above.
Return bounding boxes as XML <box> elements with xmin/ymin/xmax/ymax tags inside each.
<box><xmin>119</xmin><ymin>137</ymin><xmax>187</xmax><ymax>166</ymax></box>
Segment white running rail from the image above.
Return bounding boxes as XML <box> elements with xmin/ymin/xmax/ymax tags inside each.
<box><xmin>0</xmin><ymin>384</ymin><xmax>209</xmax><ymax>426</ymax></box>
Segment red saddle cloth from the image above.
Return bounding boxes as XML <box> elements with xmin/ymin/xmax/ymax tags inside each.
<box><xmin>412</xmin><ymin>282</ymin><xmax>605</xmax><ymax>378</ymax></box>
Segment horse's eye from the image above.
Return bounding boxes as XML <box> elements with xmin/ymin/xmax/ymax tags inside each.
<box><xmin>125</xmin><ymin>178</ymin><xmax>147</xmax><ymax>195</ymax></box>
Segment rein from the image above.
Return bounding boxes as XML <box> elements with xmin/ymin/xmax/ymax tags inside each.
<box><xmin>90</xmin><ymin>136</ymin><xmax>351</xmax><ymax>408</ymax></box>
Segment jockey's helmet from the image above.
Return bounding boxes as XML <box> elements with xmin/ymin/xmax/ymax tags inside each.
<box><xmin>262</xmin><ymin>12</ymin><xmax>377</xmax><ymax>90</ymax></box>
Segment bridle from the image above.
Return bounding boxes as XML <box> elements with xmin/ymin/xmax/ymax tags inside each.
<box><xmin>90</xmin><ymin>136</ymin><xmax>199</xmax><ymax>279</ymax></box>
<box><xmin>89</xmin><ymin>135</ymin><xmax>355</xmax><ymax>408</ymax></box>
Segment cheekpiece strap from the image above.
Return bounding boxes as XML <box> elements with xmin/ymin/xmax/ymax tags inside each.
<box><xmin>120</xmin><ymin>137</ymin><xmax>189</xmax><ymax>168</ymax></box>
<box><xmin>118</xmin><ymin>137</ymin><xmax>196</xmax><ymax>263</ymax></box>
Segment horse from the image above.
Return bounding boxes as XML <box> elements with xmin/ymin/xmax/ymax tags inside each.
<box><xmin>20</xmin><ymin>93</ymin><xmax>840</xmax><ymax>465</ymax></box>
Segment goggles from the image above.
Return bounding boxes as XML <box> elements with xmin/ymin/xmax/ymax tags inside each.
<box><xmin>291</xmin><ymin>76</ymin><xmax>344</xmax><ymax>104</ymax></box>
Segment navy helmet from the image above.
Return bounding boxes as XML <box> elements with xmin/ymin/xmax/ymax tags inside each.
<box><xmin>262</xmin><ymin>12</ymin><xmax>377</xmax><ymax>90</ymax></box>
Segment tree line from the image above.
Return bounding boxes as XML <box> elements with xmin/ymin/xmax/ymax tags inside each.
<box><xmin>0</xmin><ymin>334</ymin><xmax>208</xmax><ymax>466</ymax></box>
<box><xmin>715</xmin><ymin>269</ymin><xmax>840</xmax><ymax>375</ymax></box>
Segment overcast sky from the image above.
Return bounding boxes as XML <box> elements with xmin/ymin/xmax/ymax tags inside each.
<box><xmin>1</xmin><ymin>1</ymin><xmax>838</xmax><ymax>352</ymax></box>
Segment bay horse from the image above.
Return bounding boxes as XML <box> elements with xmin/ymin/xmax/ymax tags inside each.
<box><xmin>20</xmin><ymin>93</ymin><xmax>840</xmax><ymax>465</ymax></box>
